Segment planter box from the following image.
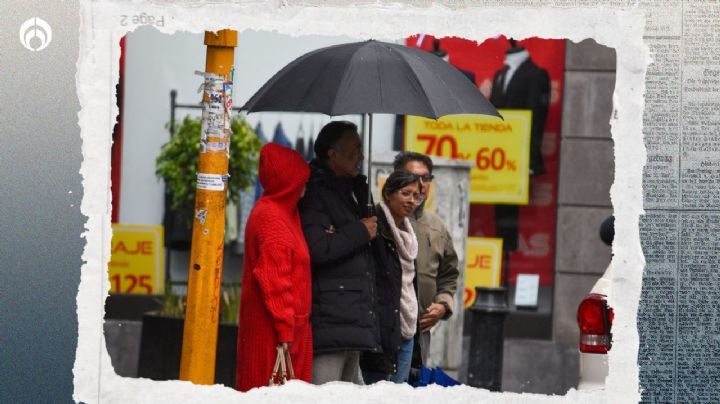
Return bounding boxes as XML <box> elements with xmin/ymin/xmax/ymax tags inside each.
<box><xmin>137</xmin><ymin>313</ymin><xmax>237</xmax><ymax>387</ymax></box>
<box><xmin>104</xmin><ymin>319</ymin><xmax>142</xmax><ymax>377</ymax></box>
<box><xmin>105</xmin><ymin>294</ymin><xmax>163</xmax><ymax>321</ymax></box>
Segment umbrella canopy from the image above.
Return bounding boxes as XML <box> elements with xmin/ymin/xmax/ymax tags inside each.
<box><xmin>242</xmin><ymin>39</ymin><xmax>501</xmax><ymax>214</ymax></box>
<box><xmin>242</xmin><ymin>39</ymin><xmax>500</xmax><ymax>119</ymax></box>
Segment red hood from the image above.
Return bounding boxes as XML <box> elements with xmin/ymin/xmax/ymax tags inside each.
<box><xmin>258</xmin><ymin>143</ymin><xmax>310</xmax><ymax>210</ymax></box>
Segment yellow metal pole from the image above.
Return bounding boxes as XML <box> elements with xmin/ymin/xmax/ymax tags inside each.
<box><xmin>179</xmin><ymin>29</ymin><xmax>237</xmax><ymax>385</ymax></box>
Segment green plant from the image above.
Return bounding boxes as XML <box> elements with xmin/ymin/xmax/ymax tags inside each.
<box><xmin>156</xmin><ymin>282</ymin><xmax>186</xmax><ymax>318</ymax></box>
<box><xmin>155</xmin><ymin>282</ymin><xmax>241</xmax><ymax>325</ymax></box>
<box><xmin>156</xmin><ymin>114</ymin><xmax>263</xmax><ymax>216</ymax></box>
<box><xmin>219</xmin><ymin>284</ymin><xmax>241</xmax><ymax>324</ymax></box>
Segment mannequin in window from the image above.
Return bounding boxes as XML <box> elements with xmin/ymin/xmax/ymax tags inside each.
<box><xmin>431</xmin><ymin>38</ymin><xmax>476</xmax><ymax>84</ymax></box>
<box><xmin>489</xmin><ymin>39</ymin><xmax>550</xmax><ymax>256</ymax></box>
<box><xmin>490</xmin><ymin>39</ymin><xmax>550</xmax><ymax>177</ymax></box>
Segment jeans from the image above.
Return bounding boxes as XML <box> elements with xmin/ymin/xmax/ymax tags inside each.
<box><xmin>362</xmin><ymin>338</ymin><xmax>415</xmax><ymax>384</ymax></box>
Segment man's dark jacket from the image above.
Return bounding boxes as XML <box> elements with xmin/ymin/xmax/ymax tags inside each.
<box><xmin>298</xmin><ymin>160</ymin><xmax>381</xmax><ymax>354</ymax></box>
<box><xmin>490</xmin><ymin>58</ymin><xmax>550</xmax><ymax>176</ymax></box>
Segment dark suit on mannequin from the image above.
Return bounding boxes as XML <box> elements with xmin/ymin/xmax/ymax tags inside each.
<box><xmin>490</xmin><ymin>47</ymin><xmax>550</xmax><ymax>176</ymax></box>
<box><xmin>489</xmin><ymin>43</ymin><xmax>550</xmax><ymax>253</ymax></box>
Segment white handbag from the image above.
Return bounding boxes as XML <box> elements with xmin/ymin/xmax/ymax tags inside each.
<box><xmin>268</xmin><ymin>345</ymin><xmax>295</xmax><ymax>386</ymax></box>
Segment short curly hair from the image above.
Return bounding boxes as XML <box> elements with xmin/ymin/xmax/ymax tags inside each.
<box><xmin>392</xmin><ymin>151</ymin><xmax>434</xmax><ymax>174</ymax></box>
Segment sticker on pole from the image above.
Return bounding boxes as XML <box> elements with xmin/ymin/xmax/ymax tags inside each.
<box><xmin>196</xmin><ymin>70</ymin><xmax>231</xmax><ymax>152</ymax></box>
<box><xmin>197</xmin><ymin>173</ymin><xmax>225</xmax><ymax>191</ymax></box>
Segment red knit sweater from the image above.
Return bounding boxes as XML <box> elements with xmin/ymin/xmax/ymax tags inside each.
<box><xmin>236</xmin><ymin>144</ymin><xmax>312</xmax><ymax>392</ymax></box>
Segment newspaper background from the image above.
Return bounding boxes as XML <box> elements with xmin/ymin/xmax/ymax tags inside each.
<box><xmin>69</xmin><ymin>1</ymin><xmax>716</xmax><ymax>403</ymax></box>
<box><xmin>457</xmin><ymin>2</ymin><xmax>720</xmax><ymax>402</ymax></box>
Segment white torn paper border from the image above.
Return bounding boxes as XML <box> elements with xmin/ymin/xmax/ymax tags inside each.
<box><xmin>74</xmin><ymin>2</ymin><xmax>647</xmax><ymax>403</ymax></box>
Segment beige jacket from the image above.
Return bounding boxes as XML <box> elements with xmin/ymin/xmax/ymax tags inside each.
<box><xmin>411</xmin><ymin>209</ymin><xmax>459</xmax><ymax>319</ymax></box>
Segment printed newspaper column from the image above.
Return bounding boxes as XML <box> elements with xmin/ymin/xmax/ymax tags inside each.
<box><xmin>679</xmin><ymin>63</ymin><xmax>720</xmax><ymax>209</ymax></box>
<box><xmin>637</xmin><ymin>2</ymin><xmax>684</xmax><ymax>401</ymax></box>
<box><xmin>639</xmin><ymin>3</ymin><xmax>720</xmax><ymax>402</ymax></box>
<box><xmin>179</xmin><ymin>29</ymin><xmax>236</xmax><ymax>385</ymax></box>
<box><xmin>642</xmin><ymin>38</ymin><xmax>681</xmax><ymax>208</ymax></box>
<box><xmin>672</xmin><ymin>6</ymin><xmax>720</xmax><ymax>400</ymax></box>
<box><xmin>638</xmin><ymin>213</ymin><xmax>679</xmax><ymax>402</ymax></box>
<box><xmin>675</xmin><ymin>213</ymin><xmax>720</xmax><ymax>401</ymax></box>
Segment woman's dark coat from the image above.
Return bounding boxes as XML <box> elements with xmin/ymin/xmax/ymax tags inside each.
<box><xmin>298</xmin><ymin>160</ymin><xmax>381</xmax><ymax>354</ymax></box>
<box><xmin>360</xmin><ymin>204</ymin><xmax>422</xmax><ymax>375</ymax></box>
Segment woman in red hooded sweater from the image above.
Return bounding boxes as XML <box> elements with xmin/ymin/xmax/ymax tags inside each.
<box><xmin>236</xmin><ymin>143</ymin><xmax>312</xmax><ymax>392</ymax></box>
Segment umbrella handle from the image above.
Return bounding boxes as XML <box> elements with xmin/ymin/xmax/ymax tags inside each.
<box><xmin>366</xmin><ymin>203</ymin><xmax>376</xmax><ymax>218</ymax></box>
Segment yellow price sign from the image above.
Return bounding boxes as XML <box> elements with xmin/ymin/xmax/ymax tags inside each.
<box><xmin>108</xmin><ymin>224</ymin><xmax>165</xmax><ymax>295</ymax></box>
<box><xmin>463</xmin><ymin>237</ymin><xmax>503</xmax><ymax>308</ymax></box>
<box><xmin>405</xmin><ymin>110</ymin><xmax>531</xmax><ymax>204</ymax></box>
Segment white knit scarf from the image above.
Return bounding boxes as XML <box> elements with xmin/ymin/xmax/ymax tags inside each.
<box><xmin>379</xmin><ymin>201</ymin><xmax>419</xmax><ymax>340</ymax></box>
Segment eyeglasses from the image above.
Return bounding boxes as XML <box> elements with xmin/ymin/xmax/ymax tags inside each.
<box><xmin>417</xmin><ymin>174</ymin><xmax>434</xmax><ymax>182</ymax></box>
<box><xmin>397</xmin><ymin>189</ymin><xmax>425</xmax><ymax>204</ymax></box>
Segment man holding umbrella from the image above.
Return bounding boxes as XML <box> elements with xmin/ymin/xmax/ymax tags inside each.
<box><xmin>298</xmin><ymin>121</ymin><xmax>382</xmax><ymax>384</ymax></box>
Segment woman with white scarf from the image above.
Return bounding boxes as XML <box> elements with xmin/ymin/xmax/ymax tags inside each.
<box><xmin>360</xmin><ymin>171</ymin><xmax>423</xmax><ymax>384</ymax></box>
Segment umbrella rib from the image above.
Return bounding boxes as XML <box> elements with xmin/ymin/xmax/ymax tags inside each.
<box><xmin>297</xmin><ymin>44</ymin><xmax>354</xmax><ymax>114</ymax></box>
<box><xmin>243</xmin><ymin>47</ymin><xmax>324</xmax><ymax>111</ymax></box>
<box><xmin>373</xmin><ymin>43</ymin><xmax>383</xmax><ymax>112</ymax></box>
<box><xmin>397</xmin><ymin>50</ymin><xmax>442</xmax><ymax>118</ymax></box>
<box><xmin>373</xmin><ymin>41</ymin><xmax>436</xmax><ymax>117</ymax></box>
<box><xmin>330</xmin><ymin>43</ymin><xmax>368</xmax><ymax>116</ymax></box>
<box><xmin>398</xmin><ymin>48</ymin><xmax>462</xmax><ymax>118</ymax></box>
<box><xmin>243</xmin><ymin>42</ymin><xmax>351</xmax><ymax>113</ymax></box>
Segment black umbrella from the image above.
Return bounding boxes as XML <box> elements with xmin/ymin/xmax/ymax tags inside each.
<box><xmin>242</xmin><ymin>39</ymin><xmax>501</xmax><ymax>211</ymax></box>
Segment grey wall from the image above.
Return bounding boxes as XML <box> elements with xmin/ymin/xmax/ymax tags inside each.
<box><xmin>553</xmin><ymin>39</ymin><xmax>616</xmax><ymax>346</ymax></box>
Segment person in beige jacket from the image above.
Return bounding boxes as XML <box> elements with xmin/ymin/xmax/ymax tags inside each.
<box><xmin>393</xmin><ymin>151</ymin><xmax>460</xmax><ymax>364</ymax></box>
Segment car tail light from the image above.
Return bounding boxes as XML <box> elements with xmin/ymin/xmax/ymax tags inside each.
<box><xmin>577</xmin><ymin>293</ymin><xmax>614</xmax><ymax>354</ymax></box>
